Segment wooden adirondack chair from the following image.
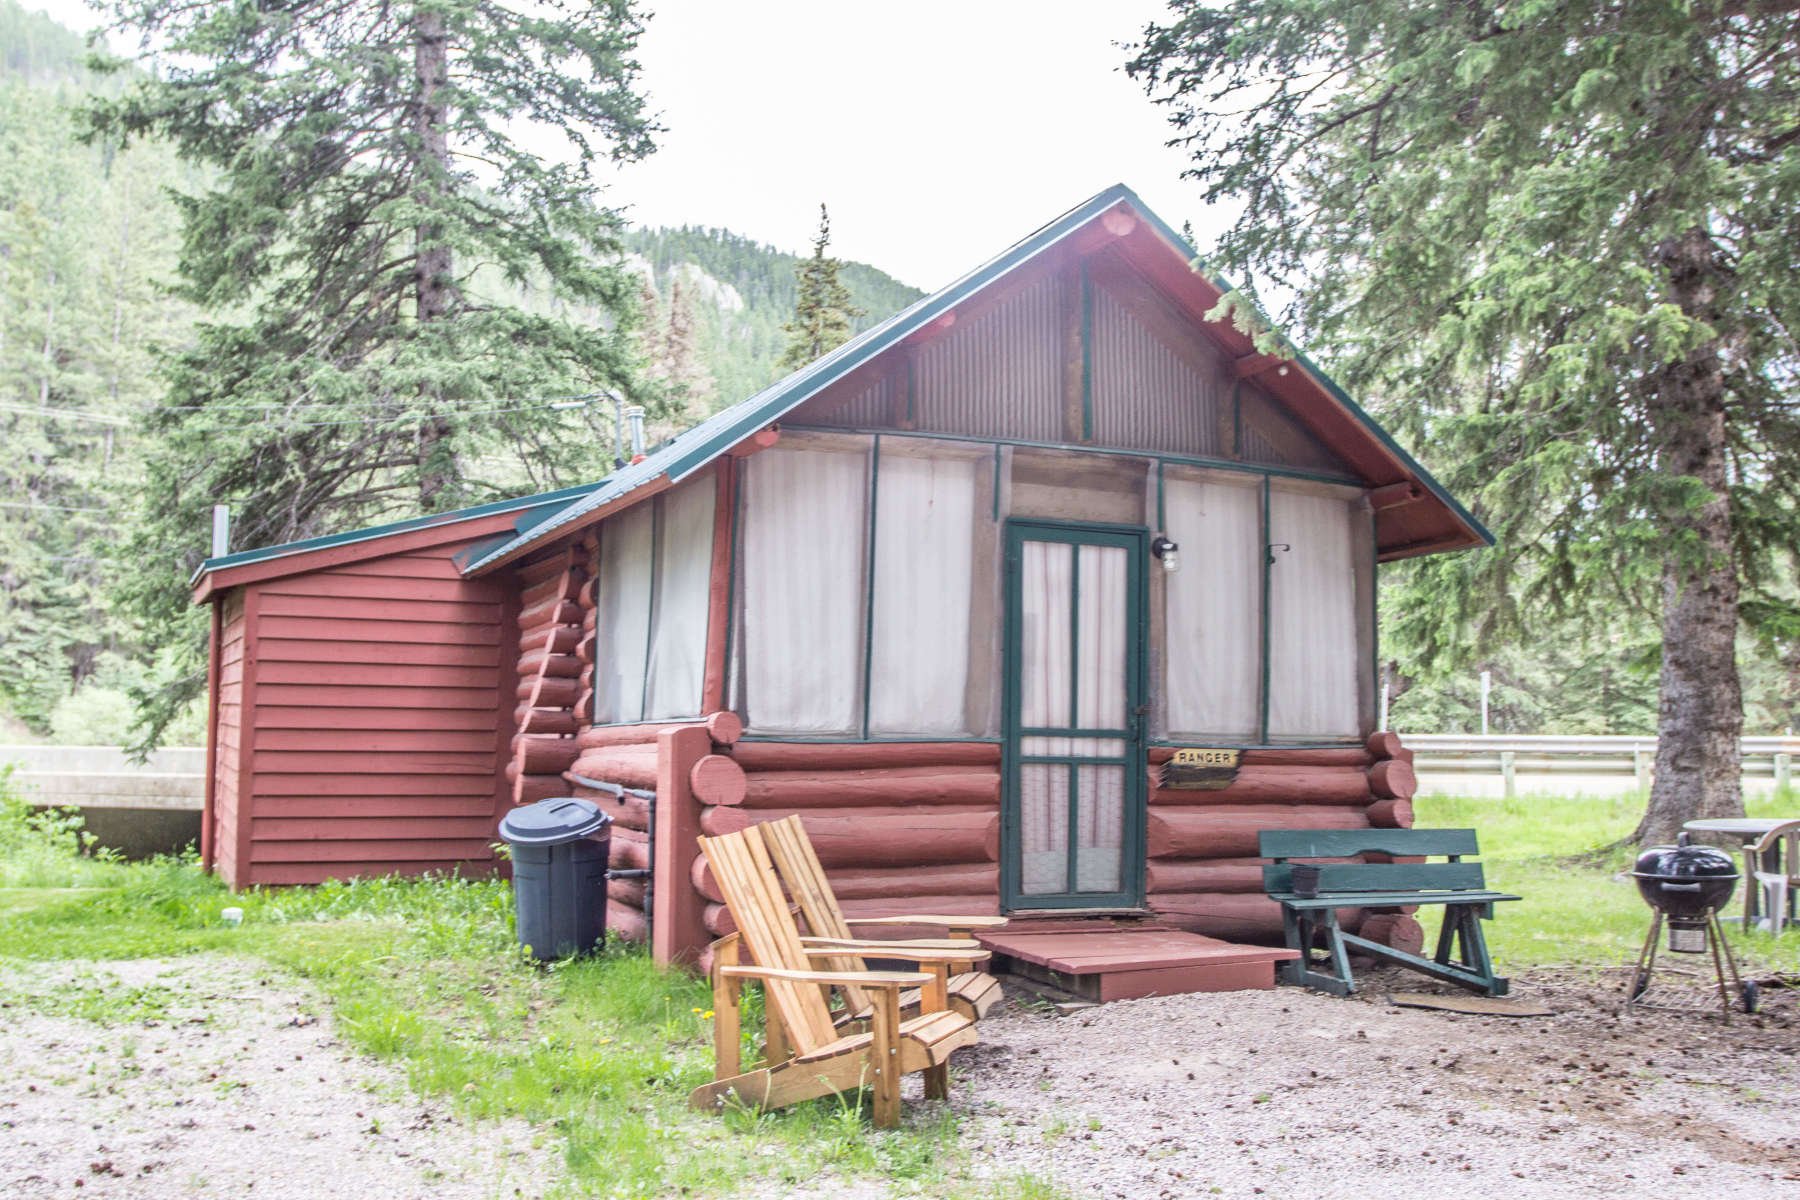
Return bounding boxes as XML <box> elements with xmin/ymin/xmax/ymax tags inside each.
<box><xmin>690</xmin><ymin>823</ymin><xmax>981</xmax><ymax>1127</ymax></box>
<box><xmin>758</xmin><ymin>814</ymin><xmax>1006</xmax><ymax>1023</ymax></box>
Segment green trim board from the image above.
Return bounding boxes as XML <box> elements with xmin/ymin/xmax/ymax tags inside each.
<box><xmin>1000</xmin><ymin>519</ymin><xmax>1148</xmax><ymax>912</ymax></box>
<box><xmin>859</xmin><ymin>436</ymin><xmax>882</xmax><ymax>739</ymax></box>
<box><xmin>782</xmin><ymin>425</ymin><xmax>1367</xmax><ymax>490</ymax></box>
<box><xmin>200</xmin><ymin>184</ymin><xmax>1487</xmax><ymax>588</ymax></box>
<box><xmin>454</xmin><ymin>183</ymin><xmax>1490</xmax><ymax>578</ymax></box>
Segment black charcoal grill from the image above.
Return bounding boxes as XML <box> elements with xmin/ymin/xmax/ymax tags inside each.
<box><xmin>1626</xmin><ymin>833</ymin><xmax>1757</xmax><ymax>1019</ymax></box>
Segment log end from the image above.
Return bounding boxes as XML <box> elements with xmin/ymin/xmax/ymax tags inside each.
<box><xmin>689</xmin><ymin>754</ymin><xmax>748</xmax><ymax>805</ymax></box>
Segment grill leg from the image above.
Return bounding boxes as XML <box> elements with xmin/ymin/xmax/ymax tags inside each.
<box><xmin>1626</xmin><ymin>911</ymin><xmax>1662</xmax><ymax>1008</ymax></box>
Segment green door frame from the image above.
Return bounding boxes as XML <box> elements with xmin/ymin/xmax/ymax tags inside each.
<box><xmin>1000</xmin><ymin>519</ymin><xmax>1149</xmax><ymax>911</ymax></box>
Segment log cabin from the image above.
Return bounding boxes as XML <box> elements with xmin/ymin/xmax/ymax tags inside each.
<box><xmin>190</xmin><ymin>185</ymin><xmax>1491</xmax><ymax>993</ymax></box>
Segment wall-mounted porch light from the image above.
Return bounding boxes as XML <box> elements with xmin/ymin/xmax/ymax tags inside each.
<box><xmin>1151</xmin><ymin>534</ymin><xmax>1179</xmax><ymax>573</ymax></box>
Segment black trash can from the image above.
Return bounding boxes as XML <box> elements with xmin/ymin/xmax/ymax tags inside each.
<box><xmin>497</xmin><ymin>797</ymin><xmax>613</xmax><ymax>961</ymax></box>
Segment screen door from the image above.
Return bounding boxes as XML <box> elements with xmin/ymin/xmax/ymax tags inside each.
<box><xmin>1001</xmin><ymin>521</ymin><xmax>1147</xmax><ymax>910</ymax></box>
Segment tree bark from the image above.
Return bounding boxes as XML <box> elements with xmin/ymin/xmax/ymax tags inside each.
<box><xmin>413</xmin><ymin>6</ymin><xmax>456</xmax><ymax>507</ymax></box>
<box><xmin>1636</xmin><ymin>225</ymin><xmax>1744</xmax><ymax>846</ymax></box>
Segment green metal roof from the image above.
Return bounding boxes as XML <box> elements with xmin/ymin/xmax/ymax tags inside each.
<box><xmin>189</xmin><ymin>479</ymin><xmax>602</xmax><ymax>584</ymax></box>
<box><xmin>196</xmin><ymin>183</ymin><xmax>1490</xmax><ymax>589</ymax></box>
<box><xmin>464</xmin><ymin>183</ymin><xmax>1491</xmax><ymax>573</ymax></box>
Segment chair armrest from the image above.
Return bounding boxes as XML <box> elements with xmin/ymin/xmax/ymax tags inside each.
<box><xmin>800</xmin><ymin>936</ymin><xmax>980</xmax><ymax>952</ymax></box>
<box><xmin>845</xmin><ymin>914</ymin><xmax>1008</xmax><ymax>929</ymax></box>
<box><xmin>718</xmin><ymin>964</ymin><xmax>933</xmax><ymax>988</ymax></box>
<box><xmin>802</xmin><ymin>940</ymin><xmax>991</xmax><ymax>965</ymax></box>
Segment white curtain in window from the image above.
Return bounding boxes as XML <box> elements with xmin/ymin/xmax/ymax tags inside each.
<box><xmin>741</xmin><ymin>446</ymin><xmax>868</xmax><ymax>733</ymax></box>
<box><xmin>1163</xmin><ymin>475</ymin><xmax>1262</xmax><ymax>737</ymax></box>
<box><xmin>1267</xmin><ymin>487</ymin><xmax>1361</xmax><ymax>738</ymax></box>
<box><xmin>869</xmin><ymin>455</ymin><xmax>976</xmax><ymax>734</ymax></box>
<box><xmin>644</xmin><ymin>476</ymin><xmax>716</xmax><ymax>720</ymax></box>
<box><xmin>593</xmin><ymin>503</ymin><xmax>655</xmax><ymax>724</ymax></box>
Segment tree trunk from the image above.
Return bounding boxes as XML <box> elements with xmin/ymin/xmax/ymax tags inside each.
<box><xmin>413</xmin><ymin>6</ymin><xmax>456</xmax><ymax>508</ymax></box>
<box><xmin>1636</xmin><ymin>225</ymin><xmax>1744</xmax><ymax>846</ymax></box>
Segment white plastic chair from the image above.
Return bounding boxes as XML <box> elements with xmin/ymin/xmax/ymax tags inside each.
<box><xmin>1744</xmin><ymin>820</ymin><xmax>1800</xmax><ymax>934</ymax></box>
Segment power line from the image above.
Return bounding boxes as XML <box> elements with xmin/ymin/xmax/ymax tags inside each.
<box><xmin>0</xmin><ymin>501</ymin><xmax>110</xmax><ymax>512</ymax></box>
<box><xmin>0</xmin><ymin>402</ymin><xmax>131</xmax><ymax>426</ymax></box>
<box><xmin>2</xmin><ymin>393</ymin><xmax>607</xmax><ymax>432</ymax></box>
<box><xmin>147</xmin><ymin>392</ymin><xmax>607</xmax><ymax>412</ymax></box>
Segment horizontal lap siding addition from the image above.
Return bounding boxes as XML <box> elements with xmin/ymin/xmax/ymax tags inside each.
<box><xmin>242</xmin><ymin>552</ymin><xmax>509</xmax><ymax>883</ymax></box>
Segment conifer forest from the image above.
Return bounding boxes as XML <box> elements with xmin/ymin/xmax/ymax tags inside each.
<box><xmin>3</xmin><ymin>0</ymin><xmax>1799</xmax><ymax>845</ymax></box>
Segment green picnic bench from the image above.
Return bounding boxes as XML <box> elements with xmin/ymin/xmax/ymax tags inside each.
<box><xmin>1259</xmin><ymin>828</ymin><xmax>1520</xmax><ymax>997</ymax></box>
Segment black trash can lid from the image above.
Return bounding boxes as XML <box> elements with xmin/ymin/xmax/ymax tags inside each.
<box><xmin>497</xmin><ymin>797</ymin><xmax>612</xmax><ymax>845</ymax></box>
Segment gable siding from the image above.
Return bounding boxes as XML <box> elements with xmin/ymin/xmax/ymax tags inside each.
<box><xmin>235</xmin><ymin>548</ymin><xmax>512</xmax><ymax>886</ymax></box>
<box><xmin>913</xmin><ymin>271</ymin><xmax>1066</xmax><ymax>442</ymax></box>
<box><xmin>789</xmin><ymin>257</ymin><xmax>1356</xmax><ymax>479</ymax></box>
<box><xmin>1089</xmin><ymin>283</ymin><xmax>1227</xmax><ymax>457</ymax></box>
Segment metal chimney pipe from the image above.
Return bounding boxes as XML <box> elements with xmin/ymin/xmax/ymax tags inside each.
<box><xmin>626</xmin><ymin>405</ymin><xmax>646</xmax><ymax>458</ymax></box>
<box><xmin>210</xmin><ymin>505</ymin><xmax>230</xmax><ymax>558</ymax></box>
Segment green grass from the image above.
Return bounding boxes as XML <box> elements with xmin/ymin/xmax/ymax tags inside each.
<box><xmin>1415</xmin><ymin>787</ymin><xmax>1800</xmax><ymax>978</ymax></box>
<box><xmin>0</xmin><ymin>792</ymin><xmax>990</xmax><ymax>1198</ymax></box>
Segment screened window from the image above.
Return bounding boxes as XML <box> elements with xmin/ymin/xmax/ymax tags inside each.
<box><xmin>1266</xmin><ymin>486</ymin><xmax>1370</xmax><ymax>739</ymax></box>
<box><xmin>592</xmin><ymin>475</ymin><xmax>715</xmax><ymax>724</ymax></box>
<box><xmin>1162</xmin><ymin>471</ymin><xmax>1263</xmax><ymax>739</ymax></box>
<box><xmin>738</xmin><ymin>445</ymin><xmax>869</xmax><ymax>733</ymax></box>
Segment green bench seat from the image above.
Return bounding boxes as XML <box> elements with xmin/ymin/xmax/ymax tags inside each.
<box><xmin>1259</xmin><ymin>828</ymin><xmax>1521</xmax><ymax>998</ymax></box>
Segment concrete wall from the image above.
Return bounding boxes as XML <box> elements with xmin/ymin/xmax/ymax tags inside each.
<box><xmin>2</xmin><ymin>745</ymin><xmax>204</xmax><ymax>859</ymax></box>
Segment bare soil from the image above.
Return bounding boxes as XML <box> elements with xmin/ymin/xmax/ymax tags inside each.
<box><xmin>0</xmin><ymin>958</ymin><xmax>554</xmax><ymax>1200</ymax></box>
<box><xmin>947</xmin><ymin>964</ymin><xmax>1800</xmax><ymax>1198</ymax></box>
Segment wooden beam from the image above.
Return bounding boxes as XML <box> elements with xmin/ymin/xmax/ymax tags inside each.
<box><xmin>1062</xmin><ymin>258</ymin><xmax>1086</xmax><ymax>443</ymax></box>
<box><xmin>701</xmin><ymin>458</ymin><xmax>734</xmax><ymax>714</ymax></box>
<box><xmin>201</xmin><ymin>596</ymin><xmax>221</xmax><ymax>872</ymax></box>
<box><xmin>1368</xmin><ymin>481</ymin><xmax>1424</xmax><ymax>510</ymax></box>
<box><xmin>1234</xmin><ymin>352</ymin><xmax>1290</xmax><ymax>380</ymax></box>
<box><xmin>725</xmin><ymin>427</ymin><xmax>780</xmax><ymax>458</ymax></box>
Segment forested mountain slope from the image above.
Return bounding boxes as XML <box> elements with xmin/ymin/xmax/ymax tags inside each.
<box><xmin>0</xmin><ymin>0</ymin><xmax>921</xmax><ymax>740</ymax></box>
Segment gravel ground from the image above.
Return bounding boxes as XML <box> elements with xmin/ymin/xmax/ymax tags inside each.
<box><xmin>948</xmin><ymin>965</ymin><xmax>1800</xmax><ymax>1199</ymax></box>
<box><xmin>0</xmin><ymin>958</ymin><xmax>554</xmax><ymax>1200</ymax></box>
<box><xmin>6</xmin><ymin>957</ymin><xmax>1800</xmax><ymax>1199</ymax></box>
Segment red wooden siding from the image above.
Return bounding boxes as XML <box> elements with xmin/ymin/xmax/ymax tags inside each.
<box><xmin>212</xmin><ymin>588</ymin><xmax>246</xmax><ymax>884</ymax></box>
<box><xmin>217</xmin><ymin>545</ymin><xmax>515</xmax><ymax>887</ymax></box>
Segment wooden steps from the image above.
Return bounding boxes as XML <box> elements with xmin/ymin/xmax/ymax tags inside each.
<box><xmin>978</xmin><ymin>921</ymin><xmax>1300</xmax><ymax>1003</ymax></box>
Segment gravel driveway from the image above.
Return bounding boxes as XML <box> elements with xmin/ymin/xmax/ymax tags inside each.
<box><xmin>948</xmin><ymin>966</ymin><xmax>1800</xmax><ymax>1199</ymax></box>
<box><xmin>0</xmin><ymin>958</ymin><xmax>553</xmax><ymax>1200</ymax></box>
<box><xmin>5</xmin><ymin>957</ymin><xmax>1798</xmax><ymax>1199</ymax></box>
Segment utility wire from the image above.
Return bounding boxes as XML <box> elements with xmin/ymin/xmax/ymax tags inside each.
<box><xmin>3</xmin><ymin>393</ymin><xmax>605</xmax><ymax>431</ymax></box>
<box><xmin>0</xmin><ymin>501</ymin><xmax>110</xmax><ymax>512</ymax></box>
<box><xmin>0</xmin><ymin>402</ymin><xmax>131</xmax><ymax>426</ymax></box>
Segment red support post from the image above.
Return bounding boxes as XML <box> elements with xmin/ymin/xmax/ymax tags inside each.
<box><xmin>653</xmin><ymin>724</ymin><xmax>712</xmax><ymax>966</ymax></box>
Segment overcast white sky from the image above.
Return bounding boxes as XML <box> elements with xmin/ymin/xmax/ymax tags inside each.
<box><xmin>30</xmin><ymin>0</ymin><xmax>1213</xmax><ymax>290</ymax></box>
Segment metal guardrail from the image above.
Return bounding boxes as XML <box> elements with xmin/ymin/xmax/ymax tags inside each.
<box><xmin>1400</xmin><ymin>734</ymin><xmax>1800</xmax><ymax>798</ymax></box>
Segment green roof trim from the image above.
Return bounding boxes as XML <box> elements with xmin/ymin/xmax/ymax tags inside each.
<box><xmin>190</xmin><ymin>478</ymin><xmax>606</xmax><ymax>584</ymax></box>
<box><xmin>197</xmin><ymin>183</ymin><xmax>1489</xmax><ymax>589</ymax></box>
<box><xmin>464</xmin><ymin>184</ymin><xmax>1490</xmax><ymax>574</ymax></box>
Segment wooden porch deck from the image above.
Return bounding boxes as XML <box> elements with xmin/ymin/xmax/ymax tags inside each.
<box><xmin>977</xmin><ymin>921</ymin><xmax>1301</xmax><ymax>1003</ymax></box>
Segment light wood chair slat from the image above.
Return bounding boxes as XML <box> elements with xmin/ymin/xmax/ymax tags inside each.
<box><xmin>759</xmin><ymin>814</ymin><xmax>1005</xmax><ymax>1023</ymax></box>
<box><xmin>691</xmin><ymin>822</ymin><xmax>979</xmax><ymax>1126</ymax></box>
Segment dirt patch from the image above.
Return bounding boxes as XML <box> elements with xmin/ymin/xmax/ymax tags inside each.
<box><xmin>947</xmin><ymin>965</ymin><xmax>1800</xmax><ymax>1198</ymax></box>
<box><xmin>0</xmin><ymin>958</ymin><xmax>555</xmax><ymax>1200</ymax></box>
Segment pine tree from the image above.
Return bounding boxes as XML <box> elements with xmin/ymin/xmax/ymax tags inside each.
<box><xmin>780</xmin><ymin>204</ymin><xmax>863</xmax><ymax>371</ymax></box>
<box><xmin>1129</xmin><ymin>1</ymin><xmax>1800</xmax><ymax>843</ymax></box>
<box><xmin>663</xmin><ymin>274</ymin><xmax>712</xmax><ymax>414</ymax></box>
<box><xmin>80</xmin><ymin>0</ymin><xmax>659</xmax><ymax>748</ymax></box>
